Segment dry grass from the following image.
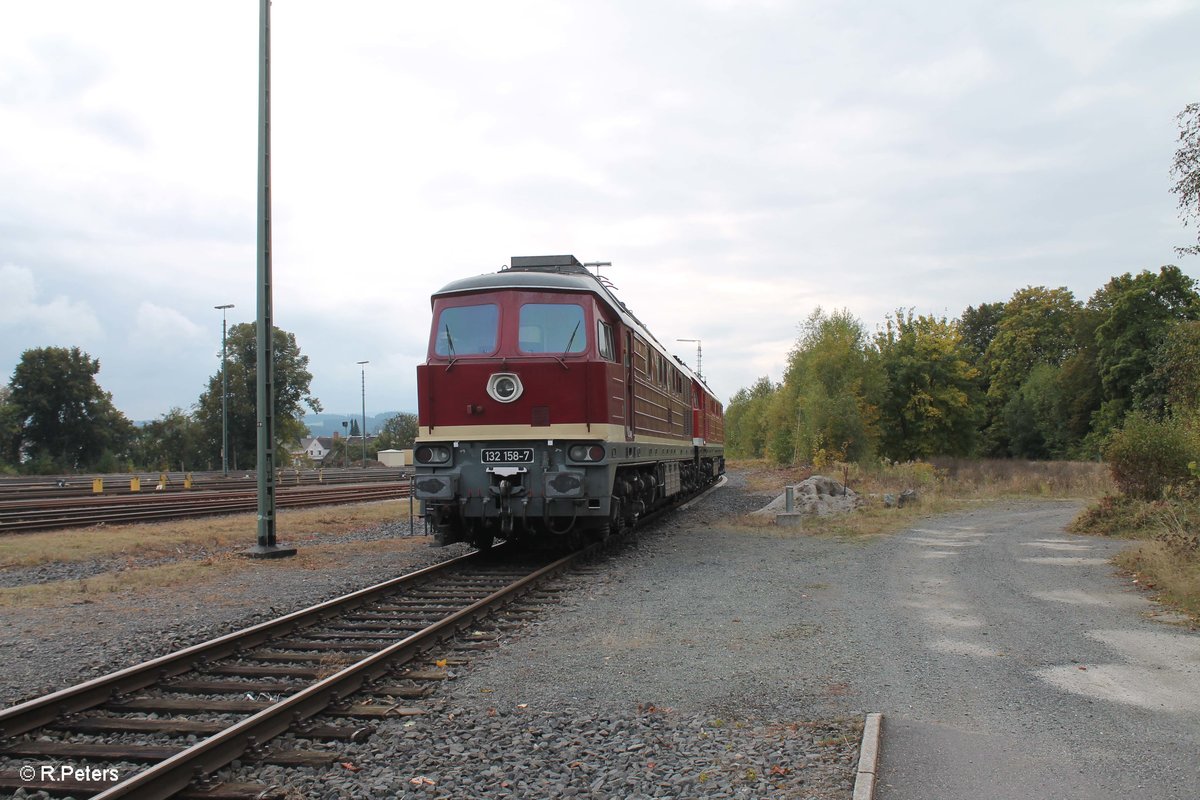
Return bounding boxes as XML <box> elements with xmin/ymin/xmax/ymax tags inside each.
<box><xmin>1112</xmin><ymin>542</ymin><xmax>1200</xmax><ymax>622</ymax></box>
<box><xmin>0</xmin><ymin>536</ymin><xmax>429</xmax><ymax>609</ymax></box>
<box><xmin>1072</xmin><ymin>492</ymin><xmax>1200</xmax><ymax>624</ymax></box>
<box><xmin>0</xmin><ymin>502</ymin><xmax>426</xmax><ymax>609</ymax></box>
<box><xmin>0</xmin><ymin>556</ymin><xmax>243</xmax><ymax>607</ymax></box>
<box><xmin>0</xmin><ymin>500</ymin><xmax>412</xmax><ymax>568</ymax></box>
<box><xmin>728</xmin><ymin>457</ymin><xmax>1109</xmax><ymax>538</ymax></box>
<box><xmin>929</xmin><ymin>457</ymin><xmax>1113</xmax><ymax>498</ymax></box>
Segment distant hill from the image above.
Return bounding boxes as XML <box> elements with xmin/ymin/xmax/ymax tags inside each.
<box><xmin>302</xmin><ymin>411</ymin><xmax>413</xmax><ymax>438</ymax></box>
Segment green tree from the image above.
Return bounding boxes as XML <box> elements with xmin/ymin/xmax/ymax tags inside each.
<box><xmin>0</xmin><ymin>386</ymin><xmax>21</xmax><ymax>471</ymax></box>
<box><xmin>1171</xmin><ymin>102</ymin><xmax>1200</xmax><ymax>257</ymax></box>
<box><xmin>195</xmin><ymin>324</ymin><xmax>321</xmax><ymax>470</ymax></box>
<box><xmin>375</xmin><ymin>412</ymin><xmax>419</xmax><ymax>452</ymax></box>
<box><xmin>136</xmin><ymin>408</ymin><xmax>205</xmax><ymax>471</ymax></box>
<box><xmin>875</xmin><ymin>311</ymin><xmax>980</xmax><ymax>461</ymax></box>
<box><xmin>959</xmin><ymin>301</ymin><xmax>1005</xmax><ymax>365</ymax></box>
<box><xmin>7</xmin><ymin>346</ymin><xmax>134</xmax><ymax>472</ymax></box>
<box><xmin>981</xmin><ymin>286</ymin><xmax>1081</xmax><ymax>455</ymax></box>
<box><xmin>1001</xmin><ymin>363</ymin><xmax>1076</xmax><ymax>459</ymax></box>
<box><xmin>1135</xmin><ymin>320</ymin><xmax>1200</xmax><ymax>417</ymax></box>
<box><xmin>1091</xmin><ymin>266</ymin><xmax>1200</xmax><ymax>405</ymax></box>
<box><xmin>767</xmin><ymin>309</ymin><xmax>882</xmax><ymax>465</ymax></box>
<box><xmin>725</xmin><ymin>377</ymin><xmax>776</xmax><ymax>458</ymax></box>
<box><xmin>984</xmin><ymin>286</ymin><xmax>1080</xmax><ymax>401</ymax></box>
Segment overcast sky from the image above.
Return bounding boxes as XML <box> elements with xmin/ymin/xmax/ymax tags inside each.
<box><xmin>2</xmin><ymin>1</ymin><xmax>1198</xmax><ymax>422</ymax></box>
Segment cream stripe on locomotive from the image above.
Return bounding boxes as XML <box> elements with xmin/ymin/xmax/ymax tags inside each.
<box><xmin>418</xmin><ymin>423</ymin><xmax>715</xmax><ymax>448</ymax></box>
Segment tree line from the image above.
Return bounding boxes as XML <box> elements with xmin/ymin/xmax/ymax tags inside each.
<box><xmin>730</xmin><ymin>102</ymin><xmax>1200</xmax><ymax>469</ymax></box>
<box><xmin>0</xmin><ymin>322</ymin><xmax>418</xmax><ymax>475</ymax></box>
<box><xmin>725</xmin><ymin>266</ymin><xmax>1200</xmax><ymax>465</ymax></box>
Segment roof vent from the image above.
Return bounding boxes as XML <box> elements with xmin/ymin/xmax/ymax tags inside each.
<box><xmin>508</xmin><ymin>255</ymin><xmax>586</xmax><ymax>273</ymax></box>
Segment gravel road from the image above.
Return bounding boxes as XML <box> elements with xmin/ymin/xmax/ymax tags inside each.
<box><xmin>2</xmin><ymin>474</ymin><xmax>1197</xmax><ymax>799</ymax></box>
<box><xmin>854</xmin><ymin>502</ymin><xmax>1200</xmax><ymax>800</ymax></box>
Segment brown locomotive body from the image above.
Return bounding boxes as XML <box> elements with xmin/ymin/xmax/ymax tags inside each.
<box><xmin>412</xmin><ymin>255</ymin><xmax>724</xmax><ymax>548</ymax></box>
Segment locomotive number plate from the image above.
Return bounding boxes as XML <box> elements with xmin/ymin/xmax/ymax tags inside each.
<box><xmin>481</xmin><ymin>447</ymin><xmax>534</xmax><ymax>464</ymax></box>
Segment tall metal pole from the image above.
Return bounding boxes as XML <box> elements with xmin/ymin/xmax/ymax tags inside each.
<box><xmin>357</xmin><ymin>360</ymin><xmax>369</xmax><ymax>468</ymax></box>
<box><xmin>247</xmin><ymin>0</ymin><xmax>294</xmax><ymax>558</ymax></box>
<box><xmin>214</xmin><ymin>304</ymin><xmax>234</xmax><ymax>477</ymax></box>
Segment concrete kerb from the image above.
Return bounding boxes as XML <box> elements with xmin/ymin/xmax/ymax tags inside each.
<box><xmin>853</xmin><ymin>712</ymin><xmax>883</xmax><ymax>800</ymax></box>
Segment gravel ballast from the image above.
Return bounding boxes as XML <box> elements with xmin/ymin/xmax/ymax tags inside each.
<box><xmin>0</xmin><ymin>476</ymin><xmax>869</xmax><ymax>799</ymax></box>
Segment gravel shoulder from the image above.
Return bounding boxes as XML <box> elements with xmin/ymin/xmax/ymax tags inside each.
<box><xmin>6</xmin><ymin>473</ymin><xmax>1192</xmax><ymax>799</ymax></box>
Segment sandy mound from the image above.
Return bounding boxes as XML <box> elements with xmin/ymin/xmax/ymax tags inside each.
<box><xmin>753</xmin><ymin>475</ymin><xmax>864</xmax><ymax>516</ymax></box>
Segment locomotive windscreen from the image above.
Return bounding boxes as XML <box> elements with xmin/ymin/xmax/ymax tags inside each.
<box><xmin>434</xmin><ymin>304</ymin><xmax>498</xmax><ymax>356</ymax></box>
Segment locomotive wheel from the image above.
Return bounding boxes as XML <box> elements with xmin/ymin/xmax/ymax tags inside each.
<box><xmin>470</xmin><ymin>527</ymin><xmax>496</xmax><ymax>553</ymax></box>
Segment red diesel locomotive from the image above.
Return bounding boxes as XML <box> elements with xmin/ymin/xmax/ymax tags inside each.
<box><xmin>413</xmin><ymin>255</ymin><xmax>725</xmax><ymax>548</ymax></box>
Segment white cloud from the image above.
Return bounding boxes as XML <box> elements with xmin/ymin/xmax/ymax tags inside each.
<box><xmin>2</xmin><ymin>1</ymin><xmax>1199</xmax><ymax>416</ymax></box>
<box><xmin>130</xmin><ymin>302</ymin><xmax>205</xmax><ymax>347</ymax></box>
<box><xmin>0</xmin><ymin>264</ymin><xmax>104</xmax><ymax>345</ymax></box>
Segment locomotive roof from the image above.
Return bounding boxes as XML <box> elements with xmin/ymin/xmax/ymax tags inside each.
<box><xmin>430</xmin><ymin>255</ymin><xmax>718</xmax><ymax>398</ymax></box>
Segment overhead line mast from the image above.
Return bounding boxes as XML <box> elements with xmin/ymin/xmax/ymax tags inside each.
<box><xmin>248</xmin><ymin>0</ymin><xmax>294</xmax><ymax>559</ymax></box>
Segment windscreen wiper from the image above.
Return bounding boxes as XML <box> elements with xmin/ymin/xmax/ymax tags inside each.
<box><xmin>444</xmin><ymin>323</ymin><xmax>458</xmax><ymax>371</ymax></box>
<box><xmin>555</xmin><ymin>321</ymin><xmax>581</xmax><ymax>369</ymax></box>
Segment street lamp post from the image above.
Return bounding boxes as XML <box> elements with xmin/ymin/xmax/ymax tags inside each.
<box><xmin>357</xmin><ymin>360</ymin><xmax>369</xmax><ymax>468</ymax></box>
<box><xmin>214</xmin><ymin>304</ymin><xmax>234</xmax><ymax>476</ymax></box>
<box><xmin>677</xmin><ymin>338</ymin><xmax>702</xmax><ymax>379</ymax></box>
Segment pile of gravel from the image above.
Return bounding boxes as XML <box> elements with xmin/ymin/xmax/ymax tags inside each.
<box><xmin>751</xmin><ymin>475</ymin><xmax>863</xmax><ymax>517</ymax></box>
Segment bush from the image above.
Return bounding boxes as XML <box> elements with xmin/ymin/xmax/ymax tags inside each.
<box><xmin>1102</xmin><ymin>412</ymin><xmax>1200</xmax><ymax>500</ymax></box>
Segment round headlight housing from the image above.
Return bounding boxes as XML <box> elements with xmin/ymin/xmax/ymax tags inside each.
<box><xmin>568</xmin><ymin>444</ymin><xmax>606</xmax><ymax>462</ymax></box>
<box><xmin>415</xmin><ymin>445</ymin><xmax>451</xmax><ymax>464</ymax></box>
<box><xmin>487</xmin><ymin>372</ymin><xmax>523</xmax><ymax>403</ymax></box>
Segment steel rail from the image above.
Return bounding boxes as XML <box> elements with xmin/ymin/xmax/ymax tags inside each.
<box><xmin>91</xmin><ymin>548</ymin><xmax>580</xmax><ymax>800</ymax></box>
<box><xmin>0</xmin><ymin>548</ymin><xmax>480</xmax><ymax>740</ymax></box>
<box><xmin>0</xmin><ymin>483</ymin><xmax>410</xmax><ymax>534</ymax></box>
<box><xmin>0</xmin><ymin>470</ymin><xmax>409</xmax><ymax>501</ymax></box>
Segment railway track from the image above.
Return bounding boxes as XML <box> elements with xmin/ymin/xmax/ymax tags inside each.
<box><xmin>0</xmin><ymin>482</ymin><xmax>412</xmax><ymax>534</ymax></box>
<box><xmin>0</xmin><ymin>545</ymin><xmax>585</xmax><ymax>799</ymax></box>
<box><xmin>0</xmin><ymin>469</ymin><xmax>407</xmax><ymax>502</ymax></box>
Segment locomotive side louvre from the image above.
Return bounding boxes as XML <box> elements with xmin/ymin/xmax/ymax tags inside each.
<box><xmin>413</xmin><ymin>255</ymin><xmax>724</xmax><ymax>548</ymax></box>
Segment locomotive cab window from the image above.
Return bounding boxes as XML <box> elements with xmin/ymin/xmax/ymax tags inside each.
<box><xmin>597</xmin><ymin>321</ymin><xmax>615</xmax><ymax>361</ymax></box>
<box><xmin>435</xmin><ymin>304</ymin><xmax>499</xmax><ymax>356</ymax></box>
<box><xmin>519</xmin><ymin>303</ymin><xmax>587</xmax><ymax>354</ymax></box>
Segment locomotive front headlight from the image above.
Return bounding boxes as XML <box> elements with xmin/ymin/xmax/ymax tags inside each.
<box><xmin>487</xmin><ymin>372</ymin><xmax>523</xmax><ymax>403</ymax></box>
<box><xmin>568</xmin><ymin>444</ymin><xmax>606</xmax><ymax>463</ymax></box>
<box><xmin>415</xmin><ymin>445</ymin><xmax>452</xmax><ymax>465</ymax></box>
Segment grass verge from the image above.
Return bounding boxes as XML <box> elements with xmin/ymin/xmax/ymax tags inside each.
<box><xmin>0</xmin><ymin>503</ymin><xmax>428</xmax><ymax>609</ymax></box>
<box><xmin>0</xmin><ymin>500</ymin><xmax>414</xmax><ymax>568</ymax></box>
<box><xmin>0</xmin><ymin>534</ymin><xmax>430</xmax><ymax>609</ymax></box>
<box><xmin>1070</xmin><ymin>493</ymin><xmax>1200</xmax><ymax>623</ymax></box>
<box><xmin>729</xmin><ymin>458</ymin><xmax>1109</xmax><ymax>537</ymax></box>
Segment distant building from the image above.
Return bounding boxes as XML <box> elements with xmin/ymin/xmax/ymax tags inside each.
<box><xmin>298</xmin><ymin>436</ymin><xmax>336</xmax><ymax>463</ymax></box>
